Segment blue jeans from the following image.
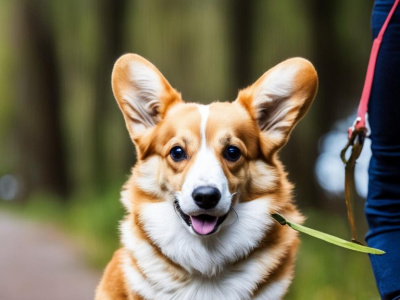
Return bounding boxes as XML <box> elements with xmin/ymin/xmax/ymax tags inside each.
<box><xmin>366</xmin><ymin>0</ymin><xmax>400</xmax><ymax>299</ymax></box>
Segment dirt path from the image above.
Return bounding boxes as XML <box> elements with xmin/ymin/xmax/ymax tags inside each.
<box><xmin>0</xmin><ymin>211</ymin><xmax>101</xmax><ymax>300</ymax></box>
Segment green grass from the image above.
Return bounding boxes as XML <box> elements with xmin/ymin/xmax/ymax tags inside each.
<box><xmin>63</xmin><ymin>189</ymin><xmax>125</xmax><ymax>268</ymax></box>
<box><xmin>288</xmin><ymin>210</ymin><xmax>379</xmax><ymax>299</ymax></box>
<box><xmin>1</xmin><ymin>196</ymin><xmax>379</xmax><ymax>299</ymax></box>
<box><xmin>1</xmin><ymin>186</ymin><xmax>124</xmax><ymax>268</ymax></box>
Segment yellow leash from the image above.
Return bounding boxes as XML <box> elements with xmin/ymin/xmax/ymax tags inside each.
<box><xmin>271</xmin><ymin>213</ymin><xmax>385</xmax><ymax>255</ymax></box>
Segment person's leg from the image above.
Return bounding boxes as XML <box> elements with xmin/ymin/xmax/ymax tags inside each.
<box><xmin>366</xmin><ymin>0</ymin><xmax>400</xmax><ymax>299</ymax></box>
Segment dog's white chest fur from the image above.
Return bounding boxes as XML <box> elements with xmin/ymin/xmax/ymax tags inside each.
<box><xmin>120</xmin><ymin>198</ymin><xmax>290</xmax><ymax>300</ymax></box>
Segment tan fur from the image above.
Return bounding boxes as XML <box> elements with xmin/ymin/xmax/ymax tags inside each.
<box><xmin>96</xmin><ymin>249</ymin><xmax>134</xmax><ymax>300</ymax></box>
<box><xmin>95</xmin><ymin>54</ymin><xmax>318</xmax><ymax>299</ymax></box>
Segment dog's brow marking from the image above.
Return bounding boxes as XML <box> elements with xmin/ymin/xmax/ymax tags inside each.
<box><xmin>198</xmin><ymin>104</ymin><xmax>210</xmax><ymax>146</ymax></box>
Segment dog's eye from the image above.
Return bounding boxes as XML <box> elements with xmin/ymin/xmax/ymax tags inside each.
<box><xmin>170</xmin><ymin>146</ymin><xmax>187</xmax><ymax>162</ymax></box>
<box><xmin>223</xmin><ymin>145</ymin><xmax>241</xmax><ymax>162</ymax></box>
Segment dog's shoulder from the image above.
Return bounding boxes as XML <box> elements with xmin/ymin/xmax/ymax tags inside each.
<box><xmin>95</xmin><ymin>248</ymin><xmax>141</xmax><ymax>300</ymax></box>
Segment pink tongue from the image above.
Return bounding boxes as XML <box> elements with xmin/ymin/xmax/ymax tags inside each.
<box><xmin>190</xmin><ymin>215</ymin><xmax>218</xmax><ymax>235</ymax></box>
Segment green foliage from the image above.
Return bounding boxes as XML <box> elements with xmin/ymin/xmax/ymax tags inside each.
<box><xmin>4</xmin><ymin>186</ymin><xmax>124</xmax><ymax>268</ymax></box>
<box><xmin>289</xmin><ymin>210</ymin><xmax>379</xmax><ymax>299</ymax></box>
<box><xmin>64</xmin><ymin>187</ymin><xmax>125</xmax><ymax>268</ymax></box>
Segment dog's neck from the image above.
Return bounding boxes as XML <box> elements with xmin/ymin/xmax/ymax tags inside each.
<box><xmin>119</xmin><ymin>185</ymin><xmax>298</xmax><ymax>299</ymax></box>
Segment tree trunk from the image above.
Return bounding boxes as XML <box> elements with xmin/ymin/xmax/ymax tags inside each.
<box><xmin>229</xmin><ymin>0</ymin><xmax>255</xmax><ymax>90</ymax></box>
<box><xmin>92</xmin><ymin>0</ymin><xmax>128</xmax><ymax>193</ymax></box>
<box><xmin>14</xmin><ymin>0</ymin><xmax>68</xmax><ymax>201</ymax></box>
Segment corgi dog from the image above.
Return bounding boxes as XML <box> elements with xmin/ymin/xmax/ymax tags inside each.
<box><xmin>95</xmin><ymin>54</ymin><xmax>318</xmax><ymax>300</ymax></box>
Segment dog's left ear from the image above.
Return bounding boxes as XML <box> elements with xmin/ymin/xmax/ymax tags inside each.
<box><xmin>111</xmin><ymin>54</ymin><xmax>182</xmax><ymax>143</ymax></box>
<box><xmin>236</xmin><ymin>57</ymin><xmax>318</xmax><ymax>157</ymax></box>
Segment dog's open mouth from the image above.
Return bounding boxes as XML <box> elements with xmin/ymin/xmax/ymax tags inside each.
<box><xmin>174</xmin><ymin>201</ymin><xmax>228</xmax><ymax>235</ymax></box>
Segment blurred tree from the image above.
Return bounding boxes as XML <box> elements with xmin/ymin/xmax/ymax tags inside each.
<box><xmin>229</xmin><ymin>0</ymin><xmax>255</xmax><ymax>90</ymax></box>
<box><xmin>293</xmin><ymin>0</ymin><xmax>372</xmax><ymax>210</ymax></box>
<box><xmin>92</xmin><ymin>0</ymin><xmax>128</xmax><ymax>193</ymax></box>
<box><xmin>303</xmin><ymin>0</ymin><xmax>344</xmax><ymax>209</ymax></box>
<box><xmin>13</xmin><ymin>0</ymin><xmax>69</xmax><ymax>201</ymax></box>
<box><xmin>307</xmin><ymin>0</ymin><xmax>347</xmax><ymax>131</ymax></box>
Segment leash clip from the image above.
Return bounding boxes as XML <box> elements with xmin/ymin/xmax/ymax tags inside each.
<box><xmin>347</xmin><ymin>117</ymin><xmax>362</xmax><ymax>140</ymax></box>
<box><xmin>341</xmin><ymin>125</ymin><xmax>366</xmax><ymax>165</ymax></box>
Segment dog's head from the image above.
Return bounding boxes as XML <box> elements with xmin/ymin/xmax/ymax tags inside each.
<box><xmin>112</xmin><ymin>54</ymin><xmax>317</xmax><ymax>238</ymax></box>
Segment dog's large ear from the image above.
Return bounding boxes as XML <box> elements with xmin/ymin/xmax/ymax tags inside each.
<box><xmin>111</xmin><ymin>54</ymin><xmax>182</xmax><ymax>143</ymax></box>
<box><xmin>236</xmin><ymin>58</ymin><xmax>318</xmax><ymax>157</ymax></box>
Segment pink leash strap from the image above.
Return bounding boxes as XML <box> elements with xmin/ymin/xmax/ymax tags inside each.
<box><xmin>342</xmin><ymin>0</ymin><xmax>399</xmax><ymax>244</ymax></box>
<box><xmin>349</xmin><ymin>0</ymin><xmax>400</xmax><ymax>137</ymax></box>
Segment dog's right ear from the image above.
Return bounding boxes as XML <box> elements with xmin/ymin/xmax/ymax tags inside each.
<box><xmin>236</xmin><ymin>58</ymin><xmax>318</xmax><ymax>159</ymax></box>
<box><xmin>112</xmin><ymin>54</ymin><xmax>182</xmax><ymax>144</ymax></box>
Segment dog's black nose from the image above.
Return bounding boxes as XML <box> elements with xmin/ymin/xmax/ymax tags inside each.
<box><xmin>192</xmin><ymin>186</ymin><xmax>221</xmax><ymax>209</ymax></box>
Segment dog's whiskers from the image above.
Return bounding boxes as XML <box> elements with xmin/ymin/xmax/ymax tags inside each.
<box><xmin>230</xmin><ymin>192</ymin><xmax>240</xmax><ymax>204</ymax></box>
<box><xmin>231</xmin><ymin>205</ymin><xmax>239</xmax><ymax>223</ymax></box>
<box><xmin>173</xmin><ymin>198</ymin><xmax>181</xmax><ymax>217</ymax></box>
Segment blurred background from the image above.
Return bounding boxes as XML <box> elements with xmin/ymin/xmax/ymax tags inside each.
<box><xmin>0</xmin><ymin>0</ymin><xmax>379</xmax><ymax>299</ymax></box>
